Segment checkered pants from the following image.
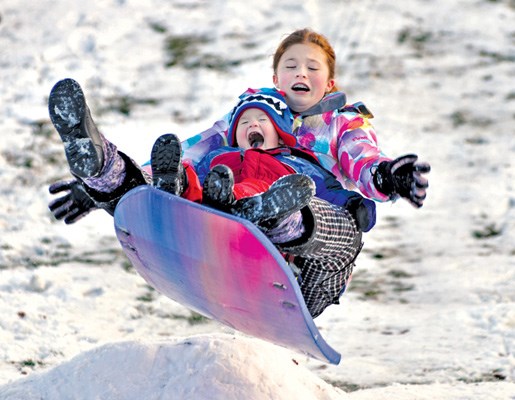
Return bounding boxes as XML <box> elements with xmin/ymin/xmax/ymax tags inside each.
<box><xmin>278</xmin><ymin>197</ymin><xmax>363</xmax><ymax>318</ymax></box>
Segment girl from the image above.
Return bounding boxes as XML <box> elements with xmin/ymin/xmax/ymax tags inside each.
<box><xmin>179</xmin><ymin>28</ymin><xmax>430</xmax><ymax>208</ymax></box>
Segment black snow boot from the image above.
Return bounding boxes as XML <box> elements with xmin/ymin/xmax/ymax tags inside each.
<box><xmin>229</xmin><ymin>174</ymin><xmax>315</xmax><ymax>229</ymax></box>
<box><xmin>202</xmin><ymin>165</ymin><xmax>236</xmax><ymax>210</ymax></box>
<box><xmin>150</xmin><ymin>133</ymin><xmax>187</xmax><ymax>195</ymax></box>
<box><xmin>48</xmin><ymin>78</ymin><xmax>105</xmax><ymax>179</ymax></box>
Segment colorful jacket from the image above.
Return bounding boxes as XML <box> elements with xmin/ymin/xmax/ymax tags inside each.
<box><xmin>182</xmin><ymin>90</ymin><xmax>392</xmax><ymax>203</ymax></box>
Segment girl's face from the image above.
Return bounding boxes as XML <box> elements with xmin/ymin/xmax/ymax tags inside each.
<box><xmin>273</xmin><ymin>43</ymin><xmax>335</xmax><ymax>113</ymax></box>
<box><xmin>235</xmin><ymin>108</ymin><xmax>281</xmax><ymax>150</ymax></box>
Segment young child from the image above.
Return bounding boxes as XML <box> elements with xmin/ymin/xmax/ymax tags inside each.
<box><xmin>273</xmin><ymin>28</ymin><xmax>430</xmax><ymax>206</ymax></box>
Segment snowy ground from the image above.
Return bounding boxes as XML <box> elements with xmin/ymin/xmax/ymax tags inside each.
<box><xmin>0</xmin><ymin>0</ymin><xmax>514</xmax><ymax>399</ymax></box>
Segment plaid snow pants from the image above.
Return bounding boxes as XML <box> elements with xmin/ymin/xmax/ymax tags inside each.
<box><xmin>279</xmin><ymin>197</ymin><xmax>363</xmax><ymax>318</ymax></box>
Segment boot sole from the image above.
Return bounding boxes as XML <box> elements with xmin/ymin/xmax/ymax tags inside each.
<box><xmin>48</xmin><ymin>78</ymin><xmax>103</xmax><ymax>178</ymax></box>
<box><xmin>203</xmin><ymin>165</ymin><xmax>234</xmax><ymax>206</ymax></box>
<box><xmin>151</xmin><ymin>134</ymin><xmax>183</xmax><ymax>194</ymax></box>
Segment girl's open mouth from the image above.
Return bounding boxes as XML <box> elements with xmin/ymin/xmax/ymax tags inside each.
<box><xmin>292</xmin><ymin>83</ymin><xmax>310</xmax><ymax>92</ymax></box>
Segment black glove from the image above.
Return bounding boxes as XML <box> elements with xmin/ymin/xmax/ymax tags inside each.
<box><xmin>48</xmin><ymin>179</ymin><xmax>98</xmax><ymax>224</ymax></box>
<box><xmin>374</xmin><ymin>154</ymin><xmax>431</xmax><ymax>208</ymax></box>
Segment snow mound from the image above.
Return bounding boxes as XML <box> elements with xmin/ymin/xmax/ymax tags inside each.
<box><xmin>0</xmin><ymin>334</ymin><xmax>345</xmax><ymax>400</ymax></box>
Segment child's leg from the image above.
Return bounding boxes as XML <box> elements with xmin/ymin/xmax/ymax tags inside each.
<box><xmin>203</xmin><ymin>167</ymin><xmax>315</xmax><ymax>229</ymax></box>
<box><xmin>264</xmin><ymin>211</ymin><xmax>305</xmax><ymax>243</ymax></box>
<box><xmin>271</xmin><ymin>197</ymin><xmax>363</xmax><ymax>318</ymax></box>
<box><xmin>203</xmin><ymin>166</ymin><xmax>271</xmax><ymax>207</ymax></box>
<box><xmin>229</xmin><ymin>174</ymin><xmax>315</xmax><ymax>226</ymax></box>
<box><xmin>150</xmin><ymin>133</ymin><xmax>202</xmax><ymax>202</ymax></box>
<box><xmin>276</xmin><ymin>197</ymin><xmax>361</xmax><ymax>257</ymax></box>
<box><xmin>295</xmin><ymin>246</ymin><xmax>361</xmax><ymax>318</ymax></box>
<box><xmin>80</xmin><ymin>151</ymin><xmax>150</xmax><ymax>214</ymax></box>
<box><xmin>49</xmin><ymin>78</ymin><xmax>148</xmax><ymax>215</ymax></box>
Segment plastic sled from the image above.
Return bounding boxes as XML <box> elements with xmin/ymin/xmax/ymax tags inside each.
<box><xmin>114</xmin><ymin>186</ymin><xmax>341</xmax><ymax>364</ymax></box>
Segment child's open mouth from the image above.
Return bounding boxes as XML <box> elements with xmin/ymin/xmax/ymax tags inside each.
<box><xmin>248</xmin><ymin>132</ymin><xmax>264</xmax><ymax>148</ymax></box>
<box><xmin>292</xmin><ymin>83</ymin><xmax>310</xmax><ymax>92</ymax></box>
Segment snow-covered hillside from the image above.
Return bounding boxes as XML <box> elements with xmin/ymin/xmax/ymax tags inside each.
<box><xmin>0</xmin><ymin>0</ymin><xmax>513</xmax><ymax>398</ymax></box>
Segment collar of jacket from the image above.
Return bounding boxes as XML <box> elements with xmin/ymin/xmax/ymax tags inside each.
<box><xmin>244</xmin><ymin>146</ymin><xmax>322</xmax><ymax>166</ymax></box>
<box><xmin>297</xmin><ymin>91</ymin><xmax>346</xmax><ymax>117</ymax></box>
<box><xmin>243</xmin><ymin>146</ymin><xmax>291</xmax><ymax>156</ymax></box>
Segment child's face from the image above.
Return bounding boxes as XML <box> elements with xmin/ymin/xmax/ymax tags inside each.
<box><xmin>273</xmin><ymin>42</ymin><xmax>335</xmax><ymax>113</ymax></box>
<box><xmin>235</xmin><ymin>108</ymin><xmax>281</xmax><ymax>150</ymax></box>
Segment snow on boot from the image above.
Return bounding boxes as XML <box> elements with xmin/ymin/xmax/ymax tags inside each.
<box><xmin>48</xmin><ymin>78</ymin><xmax>104</xmax><ymax>179</ymax></box>
<box><xmin>151</xmin><ymin>133</ymin><xmax>187</xmax><ymax>195</ymax></box>
<box><xmin>202</xmin><ymin>165</ymin><xmax>235</xmax><ymax>209</ymax></box>
<box><xmin>230</xmin><ymin>174</ymin><xmax>315</xmax><ymax>228</ymax></box>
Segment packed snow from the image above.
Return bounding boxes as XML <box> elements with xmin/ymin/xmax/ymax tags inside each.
<box><xmin>0</xmin><ymin>0</ymin><xmax>514</xmax><ymax>399</ymax></box>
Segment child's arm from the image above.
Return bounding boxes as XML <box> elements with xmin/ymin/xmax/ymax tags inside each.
<box><xmin>334</xmin><ymin>106</ymin><xmax>391</xmax><ymax>201</ymax></box>
<box><xmin>335</xmin><ymin>107</ymin><xmax>430</xmax><ymax>207</ymax></box>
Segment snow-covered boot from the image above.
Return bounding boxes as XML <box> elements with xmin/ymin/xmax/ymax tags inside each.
<box><xmin>48</xmin><ymin>78</ymin><xmax>104</xmax><ymax>179</ymax></box>
<box><xmin>202</xmin><ymin>165</ymin><xmax>235</xmax><ymax>209</ymax></box>
<box><xmin>150</xmin><ymin>133</ymin><xmax>187</xmax><ymax>195</ymax></box>
<box><xmin>230</xmin><ymin>174</ymin><xmax>315</xmax><ymax>228</ymax></box>
<box><xmin>49</xmin><ymin>78</ymin><xmax>148</xmax><ymax>216</ymax></box>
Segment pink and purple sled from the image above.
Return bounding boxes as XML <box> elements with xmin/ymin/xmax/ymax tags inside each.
<box><xmin>114</xmin><ymin>185</ymin><xmax>341</xmax><ymax>364</ymax></box>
